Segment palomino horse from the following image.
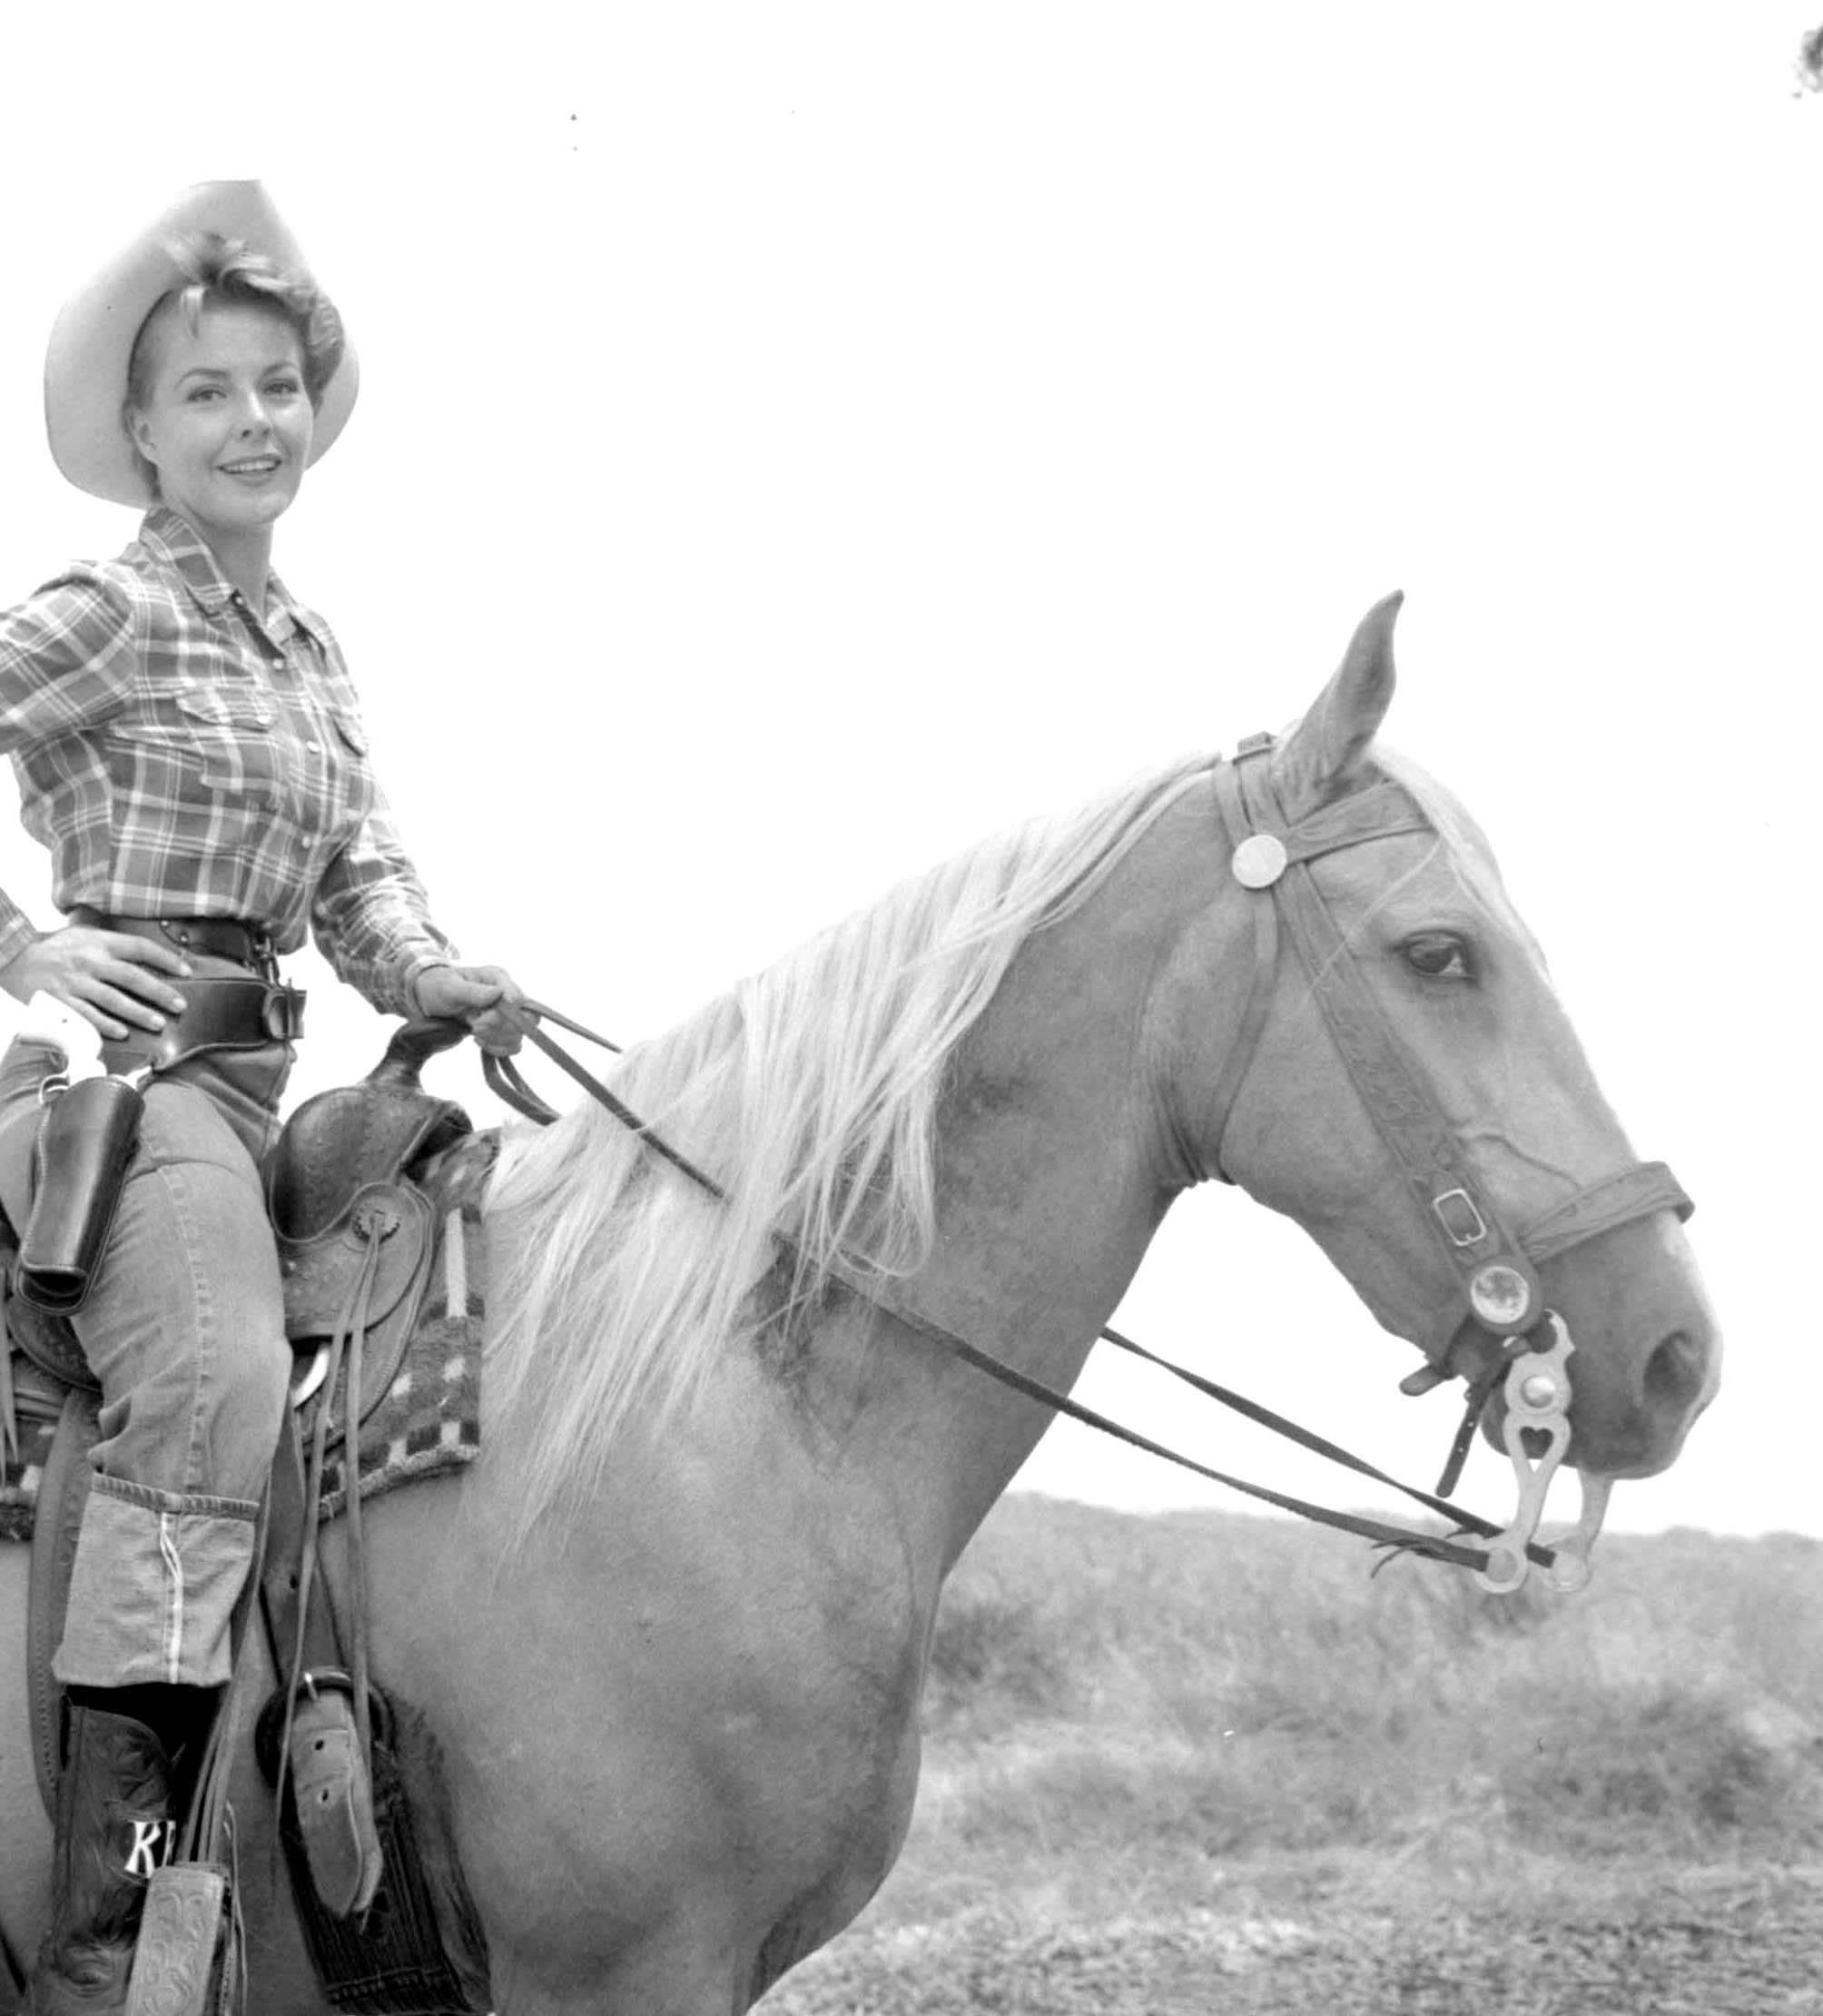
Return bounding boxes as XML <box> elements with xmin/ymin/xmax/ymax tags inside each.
<box><xmin>0</xmin><ymin>595</ymin><xmax>1718</xmax><ymax>2013</ymax></box>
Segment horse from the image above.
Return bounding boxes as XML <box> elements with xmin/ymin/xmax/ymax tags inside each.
<box><xmin>0</xmin><ymin>592</ymin><xmax>1719</xmax><ymax>2014</ymax></box>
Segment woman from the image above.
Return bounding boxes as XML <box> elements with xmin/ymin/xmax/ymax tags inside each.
<box><xmin>0</xmin><ymin>183</ymin><xmax>526</xmax><ymax>2013</ymax></box>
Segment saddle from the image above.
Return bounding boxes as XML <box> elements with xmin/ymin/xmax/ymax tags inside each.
<box><xmin>5</xmin><ymin>1019</ymin><xmax>472</xmax><ymax>1412</ymax></box>
<box><xmin>266</xmin><ymin>1018</ymin><xmax>473</xmax><ymax>1422</ymax></box>
<box><xmin>6</xmin><ymin>1019</ymin><xmax>493</xmax><ymax>2016</ymax></box>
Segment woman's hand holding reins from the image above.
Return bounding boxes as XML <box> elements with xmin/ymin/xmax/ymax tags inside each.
<box><xmin>0</xmin><ymin>925</ymin><xmax>191</xmax><ymax>1041</ymax></box>
<box><xmin>410</xmin><ymin>963</ymin><xmax>532</xmax><ymax>1055</ymax></box>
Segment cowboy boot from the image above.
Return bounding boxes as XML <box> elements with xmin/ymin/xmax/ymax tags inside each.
<box><xmin>22</xmin><ymin>1703</ymin><xmax>176</xmax><ymax>2014</ymax></box>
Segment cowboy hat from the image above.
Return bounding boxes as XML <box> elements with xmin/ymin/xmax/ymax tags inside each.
<box><xmin>44</xmin><ymin>180</ymin><xmax>360</xmax><ymax>507</ymax></box>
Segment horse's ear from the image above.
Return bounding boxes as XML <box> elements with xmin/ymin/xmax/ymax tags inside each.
<box><xmin>1273</xmin><ymin>591</ymin><xmax>1403</xmax><ymax>824</ymax></box>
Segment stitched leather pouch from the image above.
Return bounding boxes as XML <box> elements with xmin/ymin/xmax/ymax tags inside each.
<box><xmin>125</xmin><ymin>1862</ymin><xmax>236</xmax><ymax>2016</ymax></box>
<box><xmin>16</xmin><ymin>1074</ymin><xmax>144</xmax><ymax>1313</ymax></box>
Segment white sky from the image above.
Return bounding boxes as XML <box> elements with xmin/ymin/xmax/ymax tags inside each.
<box><xmin>0</xmin><ymin>5</ymin><xmax>1817</xmax><ymax>1546</ymax></box>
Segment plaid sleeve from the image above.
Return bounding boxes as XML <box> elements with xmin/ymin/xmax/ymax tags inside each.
<box><xmin>0</xmin><ymin>577</ymin><xmax>136</xmax><ymax>744</ymax></box>
<box><xmin>310</xmin><ymin>774</ymin><xmax>460</xmax><ymax>1017</ymax></box>
<box><xmin>0</xmin><ymin>885</ymin><xmax>39</xmax><ymax>973</ymax></box>
<box><xmin>0</xmin><ymin>577</ymin><xmax>136</xmax><ymax>969</ymax></box>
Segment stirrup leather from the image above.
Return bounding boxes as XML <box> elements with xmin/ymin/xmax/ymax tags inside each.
<box><xmin>283</xmin><ymin>1677</ymin><xmax>384</xmax><ymax>1919</ymax></box>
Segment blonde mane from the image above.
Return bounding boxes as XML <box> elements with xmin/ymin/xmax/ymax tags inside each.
<box><xmin>485</xmin><ymin>755</ymin><xmax>1214</xmax><ymax>1532</ymax></box>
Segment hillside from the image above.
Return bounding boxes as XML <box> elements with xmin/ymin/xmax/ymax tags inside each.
<box><xmin>762</xmin><ymin>1496</ymin><xmax>1823</xmax><ymax>2012</ymax></box>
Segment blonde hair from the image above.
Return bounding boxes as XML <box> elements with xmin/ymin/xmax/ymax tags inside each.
<box><xmin>484</xmin><ymin>755</ymin><xmax>1214</xmax><ymax>1537</ymax></box>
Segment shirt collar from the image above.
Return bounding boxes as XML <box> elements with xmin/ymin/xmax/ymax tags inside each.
<box><xmin>136</xmin><ymin>506</ymin><xmax>320</xmax><ymax>646</ymax></box>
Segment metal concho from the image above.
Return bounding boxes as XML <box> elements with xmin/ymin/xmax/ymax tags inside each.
<box><xmin>1230</xmin><ymin>833</ymin><xmax>1287</xmax><ymax>890</ymax></box>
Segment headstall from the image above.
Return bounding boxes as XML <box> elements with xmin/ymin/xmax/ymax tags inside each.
<box><xmin>1205</xmin><ymin>735</ymin><xmax>1693</xmax><ymax>1589</ymax></box>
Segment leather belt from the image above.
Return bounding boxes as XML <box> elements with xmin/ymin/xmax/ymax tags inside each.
<box><xmin>72</xmin><ymin>908</ymin><xmax>277</xmax><ymax>974</ymax></box>
<box><xmin>66</xmin><ymin>910</ymin><xmax>303</xmax><ymax>1073</ymax></box>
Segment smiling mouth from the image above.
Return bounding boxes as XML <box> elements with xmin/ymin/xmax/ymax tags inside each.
<box><xmin>218</xmin><ymin>456</ymin><xmax>281</xmax><ymax>477</ymax></box>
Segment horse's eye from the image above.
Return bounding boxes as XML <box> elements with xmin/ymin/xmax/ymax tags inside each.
<box><xmin>1403</xmin><ymin>933</ymin><xmax>1474</xmax><ymax>981</ymax></box>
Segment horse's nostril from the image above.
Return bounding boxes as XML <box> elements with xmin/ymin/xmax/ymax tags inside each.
<box><xmin>1643</xmin><ymin>1328</ymin><xmax>1707</xmax><ymax>1416</ymax></box>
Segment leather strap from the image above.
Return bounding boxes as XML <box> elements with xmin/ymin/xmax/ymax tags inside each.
<box><xmin>258</xmin><ymin>1408</ymin><xmax>381</xmax><ymax>1907</ymax></box>
<box><xmin>1280</xmin><ymin>779</ymin><xmax>1434</xmax><ymax>863</ymax></box>
<box><xmin>260</xmin><ymin>1410</ymin><xmax>344</xmax><ymax>1693</ymax></box>
<box><xmin>1203</xmin><ymin>760</ymin><xmax>1281</xmax><ymax>1181</ymax></box>
<box><xmin>74</xmin><ymin>910</ymin><xmax>275</xmax><ymax>973</ymax></box>
<box><xmin>1099</xmin><ymin>1321</ymin><xmax>1511</xmax><ymax>1532</ymax></box>
<box><xmin>100</xmin><ymin>976</ymin><xmax>306</xmax><ymax>1075</ymax></box>
<box><xmin>123</xmin><ymin>1862</ymin><xmax>232</xmax><ymax>2014</ymax></box>
<box><xmin>498</xmin><ymin>1019</ymin><xmax>728</xmax><ymax>1199</ymax></box>
<box><xmin>482</xmin><ymin>1051</ymin><xmax>560</xmax><ymax>1127</ymax></box>
<box><xmin>1522</xmin><ymin>1161</ymin><xmax>1692</xmax><ymax>1260</ymax></box>
<box><xmin>257</xmin><ymin>1211</ymin><xmax>395</xmax><ymax>1922</ymax></box>
<box><xmin>849</xmin><ymin>1258</ymin><xmax>1537</xmax><ymax>1573</ymax></box>
<box><xmin>27</xmin><ymin>1388</ymin><xmax>100</xmax><ymax>1819</ymax></box>
<box><xmin>1233</xmin><ymin>742</ymin><xmax>1542</xmax><ymax>1334</ymax></box>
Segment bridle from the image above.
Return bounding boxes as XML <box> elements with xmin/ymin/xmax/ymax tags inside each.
<box><xmin>486</xmin><ymin>740</ymin><xmax>1692</xmax><ymax>1595</ymax></box>
<box><xmin>1200</xmin><ymin>733</ymin><xmax>1693</xmax><ymax>1587</ymax></box>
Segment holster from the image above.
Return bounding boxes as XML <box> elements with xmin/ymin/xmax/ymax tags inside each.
<box><xmin>16</xmin><ymin>1073</ymin><xmax>144</xmax><ymax>1313</ymax></box>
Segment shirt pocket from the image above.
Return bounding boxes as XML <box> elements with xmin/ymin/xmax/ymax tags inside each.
<box><xmin>323</xmin><ymin>707</ymin><xmax>376</xmax><ymax>826</ymax></box>
<box><xmin>110</xmin><ymin>684</ymin><xmax>284</xmax><ymax>817</ymax></box>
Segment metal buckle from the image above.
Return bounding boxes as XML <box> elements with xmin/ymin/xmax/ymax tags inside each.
<box><xmin>1433</xmin><ymin>1187</ymin><xmax>1489</xmax><ymax>1246</ymax></box>
<box><xmin>261</xmin><ymin>985</ymin><xmax>308</xmax><ymax>1043</ymax></box>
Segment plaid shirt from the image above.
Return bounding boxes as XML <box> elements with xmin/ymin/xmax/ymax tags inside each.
<box><xmin>0</xmin><ymin>508</ymin><xmax>456</xmax><ymax>1015</ymax></box>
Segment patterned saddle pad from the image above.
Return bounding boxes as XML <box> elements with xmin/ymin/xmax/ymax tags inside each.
<box><xmin>0</xmin><ymin>1133</ymin><xmax>495</xmax><ymax>1544</ymax></box>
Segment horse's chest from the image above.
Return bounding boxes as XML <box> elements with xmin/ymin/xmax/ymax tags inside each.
<box><xmin>734</xmin><ymin>1635</ymin><xmax>928</xmax><ymax>1994</ymax></box>
<box><xmin>711</xmin><ymin>1528</ymin><xmax>932</xmax><ymax>1870</ymax></box>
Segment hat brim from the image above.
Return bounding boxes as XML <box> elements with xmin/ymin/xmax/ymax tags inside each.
<box><xmin>44</xmin><ymin>180</ymin><xmax>359</xmax><ymax>508</ymax></box>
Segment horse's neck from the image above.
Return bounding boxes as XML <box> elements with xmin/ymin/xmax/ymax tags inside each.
<box><xmin>822</xmin><ymin>861</ymin><xmax>1193</xmax><ymax>1568</ymax></box>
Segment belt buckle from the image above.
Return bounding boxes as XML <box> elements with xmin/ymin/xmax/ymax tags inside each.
<box><xmin>262</xmin><ymin>984</ymin><xmax>307</xmax><ymax>1043</ymax></box>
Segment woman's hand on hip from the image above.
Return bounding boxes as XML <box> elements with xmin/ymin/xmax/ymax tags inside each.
<box><xmin>0</xmin><ymin>926</ymin><xmax>192</xmax><ymax>1040</ymax></box>
<box><xmin>410</xmin><ymin>963</ymin><xmax>532</xmax><ymax>1054</ymax></box>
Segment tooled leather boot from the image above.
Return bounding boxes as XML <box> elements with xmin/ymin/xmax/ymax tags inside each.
<box><xmin>22</xmin><ymin>1703</ymin><xmax>175</xmax><ymax>2014</ymax></box>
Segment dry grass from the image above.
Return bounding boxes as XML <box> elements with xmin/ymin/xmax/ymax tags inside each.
<box><xmin>760</xmin><ymin>1498</ymin><xmax>1823</xmax><ymax>2011</ymax></box>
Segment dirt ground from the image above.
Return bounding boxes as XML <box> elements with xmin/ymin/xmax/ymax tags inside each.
<box><xmin>760</xmin><ymin>1863</ymin><xmax>1823</xmax><ymax>2014</ymax></box>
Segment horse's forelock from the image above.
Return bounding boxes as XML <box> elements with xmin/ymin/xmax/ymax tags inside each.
<box><xmin>1373</xmin><ymin>746</ymin><xmax>1542</xmax><ymax>955</ymax></box>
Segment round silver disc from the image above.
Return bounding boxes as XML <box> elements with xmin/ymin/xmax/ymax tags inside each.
<box><xmin>1232</xmin><ymin>834</ymin><xmax>1288</xmax><ymax>890</ymax></box>
<box><xmin>1470</xmin><ymin>1261</ymin><xmax>1533</xmax><ymax>1331</ymax></box>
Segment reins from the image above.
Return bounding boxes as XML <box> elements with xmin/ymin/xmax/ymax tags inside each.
<box><xmin>483</xmin><ymin>997</ymin><xmax>1557</xmax><ymax>1579</ymax></box>
<box><xmin>462</xmin><ymin>737</ymin><xmax>1695</xmax><ymax>1596</ymax></box>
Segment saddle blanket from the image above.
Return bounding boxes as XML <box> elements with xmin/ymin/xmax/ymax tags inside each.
<box><xmin>0</xmin><ymin>1155</ymin><xmax>489</xmax><ymax>1544</ymax></box>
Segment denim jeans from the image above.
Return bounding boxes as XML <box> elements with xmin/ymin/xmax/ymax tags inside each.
<box><xmin>0</xmin><ymin>1000</ymin><xmax>292</xmax><ymax>1688</ymax></box>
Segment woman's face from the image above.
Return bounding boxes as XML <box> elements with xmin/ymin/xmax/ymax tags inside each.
<box><xmin>127</xmin><ymin>301</ymin><xmax>313</xmax><ymax>549</ymax></box>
